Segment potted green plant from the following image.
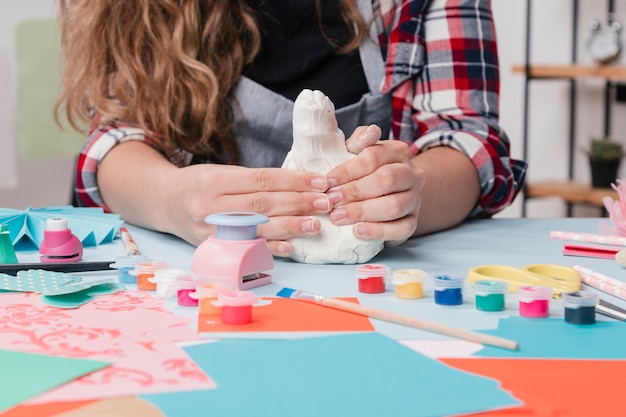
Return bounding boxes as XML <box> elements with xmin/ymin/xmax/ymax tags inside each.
<box><xmin>586</xmin><ymin>136</ymin><xmax>624</xmax><ymax>188</ymax></box>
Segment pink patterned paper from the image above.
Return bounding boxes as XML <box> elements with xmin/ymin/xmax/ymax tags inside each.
<box><xmin>0</xmin><ymin>291</ymin><xmax>216</xmax><ymax>403</ymax></box>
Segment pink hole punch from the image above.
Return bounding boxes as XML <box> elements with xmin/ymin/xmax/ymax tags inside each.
<box><xmin>191</xmin><ymin>212</ymin><xmax>273</xmax><ymax>290</ymax></box>
<box><xmin>39</xmin><ymin>218</ymin><xmax>83</xmax><ymax>263</ymax></box>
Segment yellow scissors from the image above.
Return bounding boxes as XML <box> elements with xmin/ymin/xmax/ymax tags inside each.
<box><xmin>467</xmin><ymin>264</ymin><xmax>581</xmax><ymax>298</ymax></box>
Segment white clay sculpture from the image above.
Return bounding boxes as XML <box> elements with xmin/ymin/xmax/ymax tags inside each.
<box><xmin>281</xmin><ymin>89</ymin><xmax>384</xmax><ymax>264</ymax></box>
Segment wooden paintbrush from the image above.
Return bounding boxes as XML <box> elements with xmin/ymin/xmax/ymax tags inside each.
<box><xmin>276</xmin><ymin>287</ymin><xmax>519</xmax><ymax>351</ymax></box>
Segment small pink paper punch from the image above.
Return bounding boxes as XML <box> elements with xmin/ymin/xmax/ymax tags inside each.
<box><xmin>39</xmin><ymin>218</ymin><xmax>83</xmax><ymax>263</ymax></box>
<box><xmin>191</xmin><ymin>212</ymin><xmax>273</xmax><ymax>290</ymax></box>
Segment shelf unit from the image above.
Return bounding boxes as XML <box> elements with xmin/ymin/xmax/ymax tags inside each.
<box><xmin>518</xmin><ymin>0</ymin><xmax>620</xmax><ymax>216</ymax></box>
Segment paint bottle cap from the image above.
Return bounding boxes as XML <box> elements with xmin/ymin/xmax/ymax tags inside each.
<box><xmin>193</xmin><ymin>282</ymin><xmax>232</xmax><ymax>299</ymax></box>
<box><xmin>176</xmin><ymin>273</ymin><xmax>211</xmax><ymax>290</ymax></box>
<box><xmin>433</xmin><ymin>275</ymin><xmax>465</xmax><ymax>289</ymax></box>
<box><xmin>392</xmin><ymin>269</ymin><xmax>427</xmax><ymax>284</ymax></box>
<box><xmin>562</xmin><ymin>290</ymin><xmax>599</xmax><ymax>308</ymax></box>
<box><xmin>110</xmin><ymin>254</ymin><xmax>150</xmax><ymax>269</ymax></box>
<box><xmin>129</xmin><ymin>261</ymin><xmax>168</xmax><ymax>276</ymax></box>
<box><xmin>215</xmin><ymin>290</ymin><xmax>258</xmax><ymax>307</ymax></box>
<box><xmin>204</xmin><ymin>212</ymin><xmax>269</xmax><ymax>241</ymax></box>
<box><xmin>152</xmin><ymin>267</ymin><xmax>188</xmax><ymax>283</ymax></box>
<box><xmin>355</xmin><ymin>263</ymin><xmax>390</xmax><ymax>279</ymax></box>
<box><xmin>473</xmin><ymin>279</ymin><xmax>508</xmax><ymax>295</ymax></box>
<box><xmin>517</xmin><ymin>285</ymin><xmax>553</xmax><ymax>302</ymax></box>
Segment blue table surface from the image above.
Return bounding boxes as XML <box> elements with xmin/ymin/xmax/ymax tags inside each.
<box><xmin>16</xmin><ymin>216</ymin><xmax>624</xmax><ymax>342</ymax></box>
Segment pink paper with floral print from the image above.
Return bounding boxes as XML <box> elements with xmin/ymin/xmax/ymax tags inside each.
<box><xmin>0</xmin><ymin>291</ymin><xmax>216</xmax><ymax>403</ymax></box>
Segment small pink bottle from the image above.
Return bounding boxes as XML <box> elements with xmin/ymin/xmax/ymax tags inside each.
<box><xmin>518</xmin><ymin>285</ymin><xmax>553</xmax><ymax>318</ymax></box>
<box><xmin>215</xmin><ymin>291</ymin><xmax>259</xmax><ymax>325</ymax></box>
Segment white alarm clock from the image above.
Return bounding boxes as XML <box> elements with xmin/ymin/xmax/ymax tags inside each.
<box><xmin>587</xmin><ymin>16</ymin><xmax>623</xmax><ymax>64</ymax></box>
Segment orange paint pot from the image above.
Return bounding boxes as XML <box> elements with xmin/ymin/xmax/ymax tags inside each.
<box><xmin>131</xmin><ymin>261</ymin><xmax>167</xmax><ymax>291</ymax></box>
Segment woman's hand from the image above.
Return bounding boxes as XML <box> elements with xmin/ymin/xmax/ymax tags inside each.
<box><xmin>166</xmin><ymin>164</ymin><xmax>334</xmax><ymax>255</ymax></box>
<box><xmin>99</xmin><ymin>141</ymin><xmax>333</xmax><ymax>257</ymax></box>
<box><xmin>324</xmin><ymin>125</ymin><xmax>425</xmax><ymax>246</ymax></box>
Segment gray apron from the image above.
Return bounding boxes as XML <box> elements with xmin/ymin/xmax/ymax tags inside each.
<box><xmin>232</xmin><ymin>0</ymin><xmax>391</xmax><ymax>168</ymax></box>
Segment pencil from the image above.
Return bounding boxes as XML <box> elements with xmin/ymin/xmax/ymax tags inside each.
<box><xmin>0</xmin><ymin>261</ymin><xmax>114</xmax><ymax>276</ymax></box>
<box><xmin>120</xmin><ymin>226</ymin><xmax>141</xmax><ymax>256</ymax></box>
<box><xmin>276</xmin><ymin>287</ymin><xmax>519</xmax><ymax>351</ymax></box>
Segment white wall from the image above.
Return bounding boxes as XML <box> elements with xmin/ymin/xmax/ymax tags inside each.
<box><xmin>1</xmin><ymin>1</ymin><xmax>624</xmax><ymax>218</ymax></box>
<box><xmin>0</xmin><ymin>1</ymin><xmax>74</xmax><ymax>209</ymax></box>
<box><xmin>494</xmin><ymin>0</ymin><xmax>626</xmax><ymax>218</ymax></box>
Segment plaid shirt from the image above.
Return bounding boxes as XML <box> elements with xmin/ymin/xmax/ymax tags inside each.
<box><xmin>76</xmin><ymin>0</ymin><xmax>526</xmax><ymax>216</ymax></box>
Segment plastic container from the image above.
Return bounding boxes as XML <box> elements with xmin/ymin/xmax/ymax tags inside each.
<box><xmin>130</xmin><ymin>261</ymin><xmax>167</xmax><ymax>291</ymax></box>
<box><xmin>195</xmin><ymin>282</ymin><xmax>233</xmax><ymax>315</ymax></box>
<box><xmin>518</xmin><ymin>285</ymin><xmax>553</xmax><ymax>318</ymax></box>
<box><xmin>152</xmin><ymin>267</ymin><xmax>189</xmax><ymax>298</ymax></box>
<box><xmin>176</xmin><ymin>273</ymin><xmax>211</xmax><ymax>307</ymax></box>
<box><xmin>216</xmin><ymin>291</ymin><xmax>259</xmax><ymax>325</ymax></box>
<box><xmin>109</xmin><ymin>255</ymin><xmax>149</xmax><ymax>284</ymax></box>
<box><xmin>392</xmin><ymin>269</ymin><xmax>427</xmax><ymax>299</ymax></box>
<box><xmin>562</xmin><ymin>290</ymin><xmax>599</xmax><ymax>325</ymax></box>
<box><xmin>356</xmin><ymin>264</ymin><xmax>389</xmax><ymax>294</ymax></box>
<box><xmin>433</xmin><ymin>275</ymin><xmax>465</xmax><ymax>306</ymax></box>
<box><xmin>473</xmin><ymin>279</ymin><xmax>508</xmax><ymax>312</ymax></box>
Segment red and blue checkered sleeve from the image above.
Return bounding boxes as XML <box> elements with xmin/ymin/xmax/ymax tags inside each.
<box><xmin>380</xmin><ymin>0</ymin><xmax>527</xmax><ymax>216</ymax></box>
<box><xmin>74</xmin><ymin>124</ymin><xmax>149</xmax><ymax>210</ymax></box>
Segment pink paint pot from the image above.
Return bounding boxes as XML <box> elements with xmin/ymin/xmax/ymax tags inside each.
<box><xmin>175</xmin><ymin>273</ymin><xmax>211</xmax><ymax>307</ymax></box>
<box><xmin>517</xmin><ymin>285</ymin><xmax>553</xmax><ymax>318</ymax></box>
<box><xmin>215</xmin><ymin>291</ymin><xmax>259</xmax><ymax>325</ymax></box>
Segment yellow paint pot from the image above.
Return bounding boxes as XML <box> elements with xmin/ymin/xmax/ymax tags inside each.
<box><xmin>392</xmin><ymin>269</ymin><xmax>427</xmax><ymax>300</ymax></box>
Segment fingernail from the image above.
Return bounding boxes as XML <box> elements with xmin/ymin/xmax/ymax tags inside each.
<box><xmin>279</xmin><ymin>242</ymin><xmax>292</xmax><ymax>256</ymax></box>
<box><xmin>327</xmin><ymin>191</ymin><xmax>342</xmax><ymax>205</ymax></box>
<box><xmin>311</xmin><ymin>177</ymin><xmax>328</xmax><ymax>191</ymax></box>
<box><xmin>329</xmin><ymin>208</ymin><xmax>346</xmax><ymax>222</ymax></box>
<box><xmin>358</xmin><ymin>125</ymin><xmax>379</xmax><ymax>145</ymax></box>
<box><xmin>354</xmin><ymin>222</ymin><xmax>368</xmax><ymax>237</ymax></box>
<box><xmin>301</xmin><ymin>217</ymin><xmax>320</xmax><ymax>232</ymax></box>
<box><xmin>327</xmin><ymin>177</ymin><xmax>338</xmax><ymax>188</ymax></box>
<box><xmin>313</xmin><ymin>197</ymin><xmax>331</xmax><ymax>211</ymax></box>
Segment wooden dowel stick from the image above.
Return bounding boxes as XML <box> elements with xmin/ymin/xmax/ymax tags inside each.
<box><xmin>321</xmin><ymin>297</ymin><xmax>519</xmax><ymax>351</ymax></box>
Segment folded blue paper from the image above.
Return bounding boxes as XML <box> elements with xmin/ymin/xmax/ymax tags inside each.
<box><xmin>0</xmin><ymin>206</ymin><xmax>123</xmax><ymax>250</ymax></box>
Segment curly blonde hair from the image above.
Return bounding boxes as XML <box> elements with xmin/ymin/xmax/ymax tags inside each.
<box><xmin>56</xmin><ymin>0</ymin><xmax>366</xmax><ymax>165</ymax></box>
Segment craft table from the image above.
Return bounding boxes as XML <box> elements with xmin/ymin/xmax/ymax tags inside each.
<box><xmin>3</xmin><ymin>217</ymin><xmax>626</xmax><ymax>417</ymax></box>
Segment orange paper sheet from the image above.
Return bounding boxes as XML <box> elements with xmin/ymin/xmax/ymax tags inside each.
<box><xmin>198</xmin><ymin>297</ymin><xmax>375</xmax><ymax>332</ymax></box>
<box><xmin>442</xmin><ymin>358</ymin><xmax>626</xmax><ymax>417</ymax></box>
<box><xmin>0</xmin><ymin>400</ymin><xmax>95</xmax><ymax>417</ymax></box>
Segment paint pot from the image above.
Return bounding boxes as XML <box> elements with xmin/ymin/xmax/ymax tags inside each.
<box><xmin>216</xmin><ymin>291</ymin><xmax>258</xmax><ymax>325</ymax></box>
<box><xmin>131</xmin><ymin>261</ymin><xmax>167</xmax><ymax>291</ymax></box>
<box><xmin>562</xmin><ymin>290</ymin><xmax>599</xmax><ymax>325</ymax></box>
<box><xmin>392</xmin><ymin>269</ymin><xmax>427</xmax><ymax>299</ymax></box>
<box><xmin>176</xmin><ymin>273</ymin><xmax>211</xmax><ymax>307</ymax></box>
<box><xmin>110</xmin><ymin>255</ymin><xmax>149</xmax><ymax>284</ymax></box>
<box><xmin>433</xmin><ymin>275</ymin><xmax>465</xmax><ymax>306</ymax></box>
<box><xmin>518</xmin><ymin>285</ymin><xmax>553</xmax><ymax>318</ymax></box>
<box><xmin>195</xmin><ymin>282</ymin><xmax>233</xmax><ymax>315</ymax></box>
<box><xmin>152</xmin><ymin>267</ymin><xmax>189</xmax><ymax>298</ymax></box>
<box><xmin>356</xmin><ymin>264</ymin><xmax>389</xmax><ymax>294</ymax></box>
<box><xmin>473</xmin><ymin>279</ymin><xmax>508</xmax><ymax>312</ymax></box>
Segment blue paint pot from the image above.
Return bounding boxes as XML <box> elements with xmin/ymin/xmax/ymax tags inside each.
<box><xmin>433</xmin><ymin>275</ymin><xmax>465</xmax><ymax>306</ymax></box>
<box><xmin>110</xmin><ymin>254</ymin><xmax>149</xmax><ymax>284</ymax></box>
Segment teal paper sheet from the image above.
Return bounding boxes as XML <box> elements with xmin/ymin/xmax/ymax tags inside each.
<box><xmin>478</xmin><ymin>316</ymin><xmax>626</xmax><ymax>359</ymax></box>
<box><xmin>0</xmin><ymin>349</ymin><xmax>110</xmax><ymax>413</ymax></box>
<box><xmin>142</xmin><ymin>333</ymin><xmax>520</xmax><ymax>417</ymax></box>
